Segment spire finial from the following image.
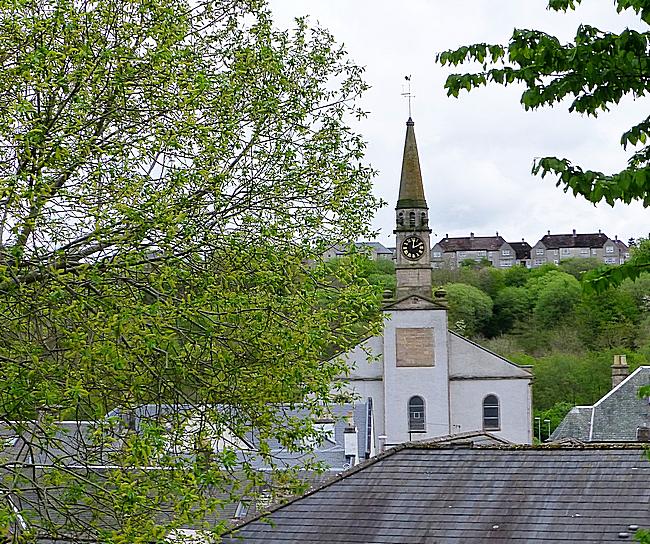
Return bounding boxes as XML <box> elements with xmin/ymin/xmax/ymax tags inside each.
<box><xmin>401</xmin><ymin>75</ymin><xmax>415</xmax><ymax>118</ymax></box>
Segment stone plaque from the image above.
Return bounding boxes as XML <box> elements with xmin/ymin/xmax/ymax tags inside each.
<box><xmin>396</xmin><ymin>328</ymin><xmax>435</xmax><ymax>367</ymax></box>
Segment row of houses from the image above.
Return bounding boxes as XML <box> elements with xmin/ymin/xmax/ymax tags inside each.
<box><xmin>329</xmin><ymin>229</ymin><xmax>634</xmax><ymax>269</ymax></box>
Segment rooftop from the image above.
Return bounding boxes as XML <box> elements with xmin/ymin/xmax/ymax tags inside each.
<box><xmin>223</xmin><ymin>440</ymin><xmax>650</xmax><ymax>543</ymax></box>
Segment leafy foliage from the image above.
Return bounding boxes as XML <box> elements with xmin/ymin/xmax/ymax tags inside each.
<box><xmin>0</xmin><ymin>0</ymin><xmax>381</xmax><ymax>540</ymax></box>
<box><xmin>444</xmin><ymin>283</ymin><xmax>493</xmax><ymax>336</ymax></box>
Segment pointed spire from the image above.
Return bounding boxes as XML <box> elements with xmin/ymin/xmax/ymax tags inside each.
<box><xmin>396</xmin><ymin>118</ymin><xmax>427</xmax><ymax>209</ymax></box>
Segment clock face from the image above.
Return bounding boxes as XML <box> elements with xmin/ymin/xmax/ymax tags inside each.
<box><xmin>401</xmin><ymin>236</ymin><xmax>425</xmax><ymax>260</ymax></box>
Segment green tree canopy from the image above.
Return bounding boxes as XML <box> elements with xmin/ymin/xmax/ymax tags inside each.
<box><xmin>444</xmin><ymin>282</ymin><xmax>494</xmax><ymax>337</ymax></box>
<box><xmin>0</xmin><ymin>0</ymin><xmax>380</xmax><ymax>540</ymax></box>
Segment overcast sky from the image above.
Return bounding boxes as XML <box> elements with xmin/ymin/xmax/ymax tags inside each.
<box><xmin>268</xmin><ymin>0</ymin><xmax>649</xmax><ymax>247</ymax></box>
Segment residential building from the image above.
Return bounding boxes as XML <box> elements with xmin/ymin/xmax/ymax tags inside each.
<box><xmin>509</xmin><ymin>239</ymin><xmax>532</xmax><ymax>267</ymax></box>
<box><xmin>336</xmin><ymin>118</ymin><xmax>533</xmax><ymax>448</ymax></box>
<box><xmin>431</xmin><ymin>234</ymin><xmax>529</xmax><ymax>269</ymax></box>
<box><xmin>551</xmin><ymin>358</ymin><xmax>650</xmax><ymax>442</ymax></box>
<box><xmin>222</xmin><ymin>439</ymin><xmax>650</xmax><ymax>543</ymax></box>
<box><xmin>322</xmin><ymin>241</ymin><xmax>393</xmax><ymax>261</ymax></box>
<box><xmin>530</xmin><ymin>229</ymin><xmax>629</xmax><ymax>267</ymax></box>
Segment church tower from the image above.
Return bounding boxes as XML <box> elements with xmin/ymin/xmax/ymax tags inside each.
<box><xmin>394</xmin><ymin>117</ymin><xmax>432</xmax><ymax>299</ymax></box>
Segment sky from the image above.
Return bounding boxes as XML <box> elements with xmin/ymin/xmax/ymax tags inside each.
<box><xmin>268</xmin><ymin>0</ymin><xmax>649</xmax><ymax>248</ymax></box>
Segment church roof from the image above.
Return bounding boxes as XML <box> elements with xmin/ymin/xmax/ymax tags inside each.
<box><xmin>396</xmin><ymin>118</ymin><xmax>427</xmax><ymax>209</ymax></box>
<box><xmin>222</xmin><ymin>442</ymin><xmax>650</xmax><ymax>543</ymax></box>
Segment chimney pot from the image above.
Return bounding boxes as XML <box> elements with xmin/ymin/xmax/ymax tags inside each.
<box><xmin>547</xmin><ymin>230</ymin><xmax>550</xmax><ymax>235</ymax></box>
<box><xmin>470</xmin><ymin>232</ymin><xmax>474</xmax><ymax>239</ymax></box>
<box><xmin>572</xmin><ymin>229</ymin><xmax>576</xmax><ymax>237</ymax></box>
<box><xmin>496</xmin><ymin>231</ymin><xmax>499</xmax><ymax>237</ymax></box>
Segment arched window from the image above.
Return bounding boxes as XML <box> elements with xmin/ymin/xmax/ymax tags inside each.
<box><xmin>398</xmin><ymin>212</ymin><xmax>404</xmax><ymax>226</ymax></box>
<box><xmin>420</xmin><ymin>212</ymin><xmax>427</xmax><ymax>226</ymax></box>
<box><xmin>408</xmin><ymin>396</ymin><xmax>425</xmax><ymax>433</ymax></box>
<box><xmin>409</xmin><ymin>211</ymin><xmax>416</xmax><ymax>227</ymax></box>
<box><xmin>483</xmin><ymin>395</ymin><xmax>500</xmax><ymax>430</ymax></box>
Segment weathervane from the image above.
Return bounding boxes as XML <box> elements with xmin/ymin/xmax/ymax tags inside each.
<box><xmin>401</xmin><ymin>75</ymin><xmax>414</xmax><ymax>118</ymax></box>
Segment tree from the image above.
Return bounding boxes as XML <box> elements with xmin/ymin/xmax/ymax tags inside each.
<box><xmin>0</xmin><ymin>0</ymin><xmax>380</xmax><ymax>540</ymax></box>
<box><xmin>533</xmin><ymin>274</ymin><xmax>581</xmax><ymax>328</ymax></box>
<box><xmin>436</xmin><ymin>0</ymin><xmax>650</xmax><ymax>288</ymax></box>
<box><xmin>444</xmin><ymin>283</ymin><xmax>493</xmax><ymax>337</ymax></box>
<box><xmin>490</xmin><ymin>285</ymin><xmax>532</xmax><ymax>335</ymax></box>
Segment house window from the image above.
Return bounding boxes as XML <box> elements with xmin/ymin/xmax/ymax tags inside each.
<box><xmin>432</xmin><ymin>251</ymin><xmax>442</xmax><ymax>258</ymax></box>
<box><xmin>580</xmin><ymin>248</ymin><xmax>589</xmax><ymax>255</ymax></box>
<box><xmin>483</xmin><ymin>395</ymin><xmax>500</xmax><ymax>430</ymax></box>
<box><xmin>499</xmin><ymin>260</ymin><xmax>513</xmax><ymax>268</ymax></box>
<box><xmin>561</xmin><ymin>248</ymin><xmax>571</xmax><ymax>256</ymax></box>
<box><xmin>408</xmin><ymin>396</ymin><xmax>425</xmax><ymax>433</ymax></box>
<box><xmin>606</xmin><ymin>245</ymin><xmax>614</xmax><ymax>254</ymax></box>
<box><xmin>501</xmin><ymin>249</ymin><xmax>511</xmax><ymax>256</ymax></box>
<box><xmin>604</xmin><ymin>257</ymin><xmax>617</xmax><ymax>264</ymax></box>
<box><xmin>535</xmin><ymin>248</ymin><xmax>544</xmax><ymax>256</ymax></box>
<box><xmin>534</xmin><ymin>258</ymin><xmax>545</xmax><ymax>266</ymax></box>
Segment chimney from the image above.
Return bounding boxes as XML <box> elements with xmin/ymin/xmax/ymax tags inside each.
<box><xmin>378</xmin><ymin>435</ymin><xmax>387</xmax><ymax>453</ymax></box>
<box><xmin>572</xmin><ymin>229</ymin><xmax>576</xmax><ymax>237</ymax></box>
<box><xmin>547</xmin><ymin>230</ymin><xmax>550</xmax><ymax>235</ymax></box>
<box><xmin>343</xmin><ymin>413</ymin><xmax>358</xmax><ymax>466</ymax></box>
<box><xmin>637</xmin><ymin>427</ymin><xmax>650</xmax><ymax>442</ymax></box>
<box><xmin>598</xmin><ymin>228</ymin><xmax>602</xmax><ymax>234</ymax></box>
<box><xmin>470</xmin><ymin>232</ymin><xmax>474</xmax><ymax>239</ymax></box>
<box><xmin>615</xmin><ymin>235</ymin><xmax>618</xmax><ymax>241</ymax></box>
<box><xmin>445</xmin><ymin>233</ymin><xmax>448</xmax><ymax>239</ymax></box>
<box><xmin>522</xmin><ymin>238</ymin><xmax>525</xmax><ymax>242</ymax></box>
<box><xmin>611</xmin><ymin>354</ymin><xmax>629</xmax><ymax>389</ymax></box>
<box><xmin>496</xmin><ymin>231</ymin><xmax>499</xmax><ymax>237</ymax></box>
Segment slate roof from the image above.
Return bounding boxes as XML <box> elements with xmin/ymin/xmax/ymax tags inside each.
<box><xmin>614</xmin><ymin>238</ymin><xmax>629</xmax><ymax>251</ymax></box>
<box><xmin>436</xmin><ymin>235</ymin><xmax>507</xmax><ymax>252</ymax></box>
<box><xmin>509</xmin><ymin>241</ymin><xmax>531</xmax><ymax>260</ymax></box>
<box><xmin>551</xmin><ymin>366</ymin><xmax>650</xmax><ymax>442</ymax></box>
<box><xmin>222</xmin><ymin>442</ymin><xmax>650</xmax><ymax>543</ymax></box>
<box><xmin>396</xmin><ymin>118</ymin><xmax>427</xmax><ymax>209</ymax></box>
<box><xmin>539</xmin><ymin>232</ymin><xmax>609</xmax><ymax>249</ymax></box>
<box><xmin>355</xmin><ymin>242</ymin><xmax>393</xmax><ymax>255</ymax></box>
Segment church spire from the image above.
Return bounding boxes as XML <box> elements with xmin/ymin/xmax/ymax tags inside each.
<box><xmin>394</xmin><ymin>118</ymin><xmax>432</xmax><ymax>300</ymax></box>
<box><xmin>397</xmin><ymin>118</ymin><xmax>427</xmax><ymax>210</ymax></box>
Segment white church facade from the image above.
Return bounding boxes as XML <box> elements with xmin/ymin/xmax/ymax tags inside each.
<box><xmin>338</xmin><ymin>118</ymin><xmax>533</xmax><ymax>452</ymax></box>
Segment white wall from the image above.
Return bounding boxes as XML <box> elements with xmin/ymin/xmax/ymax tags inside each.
<box><xmin>449</xmin><ymin>379</ymin><xmax>532</xmax><ymax>444</ymax></box>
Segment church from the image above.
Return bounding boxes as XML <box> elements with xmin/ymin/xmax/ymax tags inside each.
<box><xmin>338</xmin><ymin>118</ymin><xmax>533</xmax><ymax>451</ymax></box>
